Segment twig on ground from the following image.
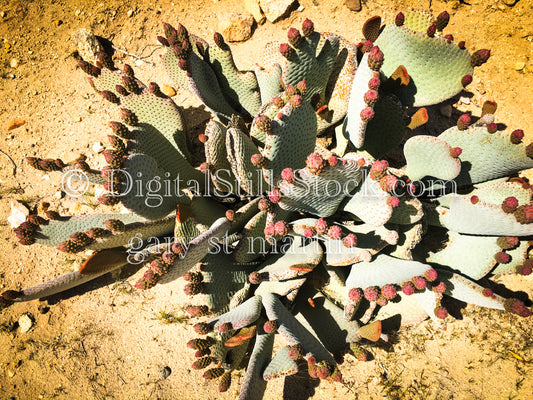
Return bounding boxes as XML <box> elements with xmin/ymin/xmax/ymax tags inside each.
<box><xmin>0</xmin><ymin>148</ymin><xmax>17</xmax><ymax>176</ymax></box>
<box><xmin>111</xmin><ymin>45</ymin><xmax>156</xmax><ymax>65</ymax></box>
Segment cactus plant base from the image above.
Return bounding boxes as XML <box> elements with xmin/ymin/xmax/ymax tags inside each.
<box><xmin>1</xmin><ymin>1</ymin><xmax>533</xmax><ymax>400</ymax></box>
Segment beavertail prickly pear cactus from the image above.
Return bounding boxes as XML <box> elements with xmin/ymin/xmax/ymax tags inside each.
<box><xmin>2</xmin><ymin>9</ymin><xmax>533</xmax><ymax>400</ymax></box>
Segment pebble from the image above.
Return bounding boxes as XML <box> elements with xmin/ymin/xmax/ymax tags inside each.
<box><xmin>502</xmin><ymin>0</ymin><xmax>517</xmax><ymax>6</ymax></box>
<box><xmin>18</xmin><ymin>314</ymin><xmax>33</xmax><ymax>333</ymax></box>
<box><xmin>161</xmin><ymin>84</ymin><xmax>177</xmax><ymax>97</ymax></box>
<box><xmin>259</xmin><ymin>0</ymin><xmax>296</xmax><ymax>23</ymax></box>
<box><xmin>55</xmin><ymin>190</ymin><xmax>65</xmax><ymax>199</ymax></box>
<box><xmin>92</xmin><ymin>141</ymin><xmax>105</xmax><ymax>153</ymax></box>
<box><xmin>75</xmin><ymin>9</ymin><xmax>81</xmax><ymax>16</ymax></box>
<box><xmin>160</xmin><ymin>366</ymin><xmax>172</xmax><ymax>379</ymax></box>
<box><xmin>460</xmin><ymin>96</ymin><xmax>471</xmax><ymax>105</ymax></box>
<box><xmin>10</xmin><ymin>58</ymin><xmax>18</xmax><ymax>68</ymax></box>
<box><xmin>127</xmin><ymin>9</ymin><xmax>134</xmax><ymax>17</ymax></box>
<box><xmin>345</xmin><ymin>0</ymin><xmax>361</xmax><ymax>12</ymax></box>
<box><xmin>219</xmin><ymin>13</ymin><xmax>255</xmax><ymax>42</ymax></box>
<box><xmin>439</xmin><ymin>104</ymin><xmax>453</xmax><ymax>118</ymax></box>
<box><xmin>0</xmin><ymin>11</ymin><xmax>5</xmax><ymax>18</ymax></box>
<box><xmin>514</xmin><ymin>62</ymin><xmax>525</xmax><ymax>71</ymax></box>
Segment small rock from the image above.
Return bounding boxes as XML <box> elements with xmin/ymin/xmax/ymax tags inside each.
<box><xmin>345</xmin><ymin>0</ymin><xmax>361</xmax><ymax>12</ymax></box>
<box><xmin>219</xmin><ymin>13</ymin><xmax>255</xmax><ymax>42</ymax></box>
<box><xmin>134</xmin><ymin>59</ymin><xmax>143</xmax><ymax>67</ymax></box>
<box><xmin>55</xmin><ymin>190</ymin><xmax>65</xmax><ymax>199</ymax></box>
<box><xmin>298</xmin><ymin>5</ymin><xmax>304</xmax><ymax>12</ymax></box>
<box><xmin>7</xmin><ymin>134</ymin><xmax>14</xmax><ymax>139</ymax></box>
<box><xmin>7</xmin><ymin>370</ymin><xmax>15</xmax><ymax>378</ymax></box>
<box><xmin>0</xmin><ymin>11</ymin><xmax>5</xmax><ymax>18</ymax></box>
<box><xmin>75</xmin><ymin>9</ymin><xmax>81</xmax><ymax>16</ymax></box>
<box><xmin>244</xmin><ymin>0</ymin><xmax>266</xmax><ymax>24</ymax></box>
<box><xmin>7</xmin><ymin>201</ymin><xmax>29</xmax><ymax>229</ymax></box>
<box><xmin>8</xmin><ymin>118</ymin><xmax>25</xmax><ymax>130</ymax></box>
<box><xmin>514</xmin><ymin>62</ymin><xmax>525</xmax><ymax>71</ymax></box>
<box><xmin>439</xmin><ymin>104</ymin><xmax>453</xmax><ymax>118</ymax></box>
<box><xmin>161</xmin><ymin>84</ymin><xmax>177</xmax><ymax>97</ymax></box>
<box><xmin>18</xmin><ymin>314</ymin><xmax>33</xmax><ymax>333</ymax></box>
<box><xmin>127</xmin><ymin>9</ymin><xmax>134</xmax><ymax>17</ymax></box>
<box><xmin>460</xmin><ymin>96</ymin><xmax>471</xmax><ymax>105</ymax></box>
<box><xmin>160</xmin><ymin>366</ymin><xmax>172</xmax><ymax>379</ymax></box>
<box><xmin>71</xmin><ymin>28</ymin><xmax>104</xmax><ymax>63</ymax></box>
<box><xmin>92</xmin><ymin>142</ymin><xmax>104</xmax><ymax>153</ymax></box>
<box><xmin>502</xmin><ymin>0</ymin><xmax>517</xmax><ymax>6</ymax></box>
<box><xmin>10</xmin><ymin>58</ymin><xmax>18</xmax><ymax>68</ymax></box>
<box><xmin>28</xmin><ymin>50</ymin><xmax>33</xmax><ymax>55</ymax></box>
<box><xmin>54</xmin><ymin>20</ymin><xmax>63</xmax><ymax>26</ymax></box>
<box><xmin>259</xmin><ymin>0</ymin><xmax>296</xmax><ymax>23</ymax></box>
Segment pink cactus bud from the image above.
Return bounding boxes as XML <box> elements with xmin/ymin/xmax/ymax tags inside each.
<box><xmin>364</xmin><ymin>90</ymin><xmax>379</xmax><ymax>106</ymax></box>
<box><xmin>314</xmin><ymin>218</ymin><xmax>328</xmax><ymax>234</ymax></box>
<box><xmin>387</xmin><ymin>197</ymin><xmax>400</xmax><ymax>208</ymax></box>
<box><xmin>272</xmin><ymin>96</ymin><xmax>285</xmax><ymax>108</ymax></box>
<box><xmin>304</xmin><ymin>227</ymin><xmax>316</xmax><ymax>238</ymax></box>
<box><xmin>433</xmin><ymin>281</ymin><xmax>446</xmax><ymax>294</ymax></box>
<box><xmin>434</xmin><ymin>307</ymin><xmax>448</xmax><ymax>319</ymax></box>
<box><xmin>288</xmin><ymin>344</ymin><xmax>304</xmax><ymax>360</ymax></box>
<box><xmin>162</xmin><ymin>251</ymin><xmax>177</xmax><ymax>265</ymax></box>
<box><xmin>248</xmin><ymin>271</ymin><xmax>263</xmax><ymax>284</ymax></box>
<box><xmin>380</xmin><ymin>175</ymin><xmax>398</xmax><ymax>192</ymax></box>
<box><xmin>306</xmin><ymin>153</ymin><xmax>325</xmax><ymax>174</ymax></box>
<box><xmin>368</xmin><ymin>76</ymin><xmax>380</xmax><ymax>90</ymax></box>
<box><xmin>367</xmin><ymin>46</ymin><xmax>384</xmax><ymax>71</ymax></box>
<box><xmin>327</xmin><ymin>225</ymin><xmax>342</xmax><ymax>240</ymax></box>
<box><xmin>177</xmin><ymin>58</ymin><xmax>188</xmax><ymax>70</ymax></box>
<box><xmin>296</xmin><ymin>80</ymin><xmax>307</xmax><ymax>96</ymax></box>
<box><xmin>381</xmin><ymin>284</ymin><xmax>397</xmax><ymax>300</ymax></box>
<box><xmin>184</xmin><ymin>282</ymin><xmax>204</xmax><ymax>296</ymax></box>
<box><xmin>101</xmin><ymin>90</ymin><xmax>120</xmax><ymax>104</ymax></box>
<box><xmin>457</xmin><ymin>114</ymin><xmax>471</xmax><ymax>130</ymax></box>
<box><xmin>183</xmin><ymin>271</ymin><xmax>203</xmax><ymax>283</ymax></box>
<box><xmin>120</xmin><ymin>108</ymin><xmax>138</xmax><ymax>126</ymax></box>
<box><xmin>502</xmin><ymin>196</ymin><xmax>519</xmax><ymax>213</ymax></box>
<box><xmin>225</xmin><ymin>210</ymin><xmax>235</xmax><ymax>222</ymax></box>
<box><xmin>424</xmin><ymin>269</ymin><xmax>438</xmax><ymax>282</ymax></box>
<box><xmin>412</xmin><ymin>276</ymin><xmax>427</xmax><ymax>290</ymax></box>
<box><xmin>348</xmin><ymin>288</ymin><xmax>363</xmax><ymax>302</ymax></box>
<box><xmin>184</xmin><ymin>305</ymin><xmax>209</xmax><ymax>317</ymax></box>
<box><xmin>402</xmin><ymin>281</ymin><xmax>415</xmax><ymax>295</ymax></box>
<box><xmin>497</xmin><ymin>236</ymin><xmax>519</xmax><ymax>250</ymax></box>
<box><xmin>360</xmin><ymin>107</ymin><xmax>375</xmax><ymax>122</ymax></box>
<box><xmin>157</xmin><ymin>35</ymin><xmax>169</xmax><ymax>46</ymax></box>
<box><xmin>395</xmin><ymin>12</ymin><xmax>405</xmax><ymax>26</ymax></box>
<box><xmin>510</xmin><ymin>129</ymin><xmax>524</xmax><ymax>144</ymax></box>
<box><xmin>258</xmin><ymin>198</ymin><xmax>272</xmax><ymax>212</ymax></box>
<box><xmin>171</xmin><ymin>242</ymin><xmax>185</xmax><ymax>255</ymax></box>
<box><xmin>264</xmin><ymin>224</ymin><xmax>276</xmax><ymax>238</ymax></box>
<box><xmin>427</xmin><ymin>24</ymin><xmax>436</xmax><ymax>38</ymax></box>
<box><xmin>487</xmin><ymin>123</ymin><xmax>497</xmax><ymax>133</ymax></box>
<box><xmin>451</xmin><ymin>147</ymin><xmax>462</xmax><ymax>157</ymax></box>
<box><xmin>461</xmin><ymin>74</ymin><xmax>472</xmax><ymax>87</ymax></box>
<box><xmin>289</xmin><ymin>94</ymin><xmax>303</xmax><ymax>108</ymax></box>
<box><xmin>328</xmin><ymin>156</ymin><xmax>338</xmax><ymax>166</ymax></box>
<box><xmin>369</xmin><ymin>160</ymin><xmax>388</xmax><ymax>181</ymax></box>
<box><xmin>494</xmin><ymin>251</ymin><xmax>511</xmax><ymax>264</ymax></box>
<box><xmin>302</xmin><ymin>18</ymin><xmax>314</xmax><ymax>37</ymax></box>
<box><xmin>268</xmin><ymin>187</ymin><xmax>282</xmax><ymax>203</ymax></box>
<box><xmin>250</xmin><ymin>153</ymin><xmax>265</xmax><ymax>167</ymax></box>
<box><xmin>482</xmin><ymin>288</ymin><xmax>493</xmax><ymax>297</ymax></box>
<box><xmin>274</xmin><ymin>221</ymin><xmax>290</xmax><ymax>236</ymax></box>
<box><xmin>263</xmin><ymin>320</ymin><xmax>279</xmax><ymax>333</ymax></box>
<box><xmin>254</xmin><ymin>114</ymin><xmax>272</xmax><ymax>132</ymax></box>
<box><xmin>279</xmin><ymin>43</ymin><xmax>293</xmax><ymax>58</ymax></box>
<box><xmin>217</xmin><ymin>322</ymin><xmax>233</xmax><ymax>333</ymax></box>
<box><xmin>342</xmin><ymin>234</ymin><xmax>357</xmax><ymax>248</ymax></box>
<box><xmin>361</xmin><ymin>39</ymin><xmax>373</xmax><ymax>53</ymax></box>
<box><xmin>376</xmin><ymin>296</ymin><xmax>388</xmax><ymax>307</ymax></box>
<box><xmin>364</xmin><ymin>287</ymin><xmax>379</xmax><ymax>302</ymax></box>
<box><xmin>287</xmin><ymin>27</ymin><xmax>302</xmax><ymax>47</ymax></box>
<box><xmin>471</xmin><ymin>49</ymin><xmax>490</xmax><ymax>67</ymax></box>
<box><xmin>470</xmin><ymin>195</ymin><xmax>479</xmax><ymax>204</ymax></box>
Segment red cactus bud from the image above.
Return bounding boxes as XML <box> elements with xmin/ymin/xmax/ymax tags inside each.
<box><xmin>288</xmin><ymin>344</ymin><xmax>304</xmax><ymax>360</ymax></box>
<box><xmin>503</xmin><ymin>298</ymin><xmax>532</xmax><ymax>318</ymax></box>
<box><xmin>84</xmin><ymin>227</ymin><xmax>109</xmax><ymax>239</ymax></box>
<box><xmin>302</xmin><ymin>18</ymin><xmax>314</xmax><ymax>37</ymax></box>
<box><xmin>494</xmin><ymin>251</ymin><xmax>511</xmax><ymax>264</ymax></box>
<box><xmin>367</xmin><ymin>46</ymin><xmax>384</xmax><ymax>71</ymax></box>
<box><xmin>224</xmin><ymin>210</ymin><xmax>235</xmax><ymax>222</ymax></box>
<box><xmin>482</xmin><ymin>288</ymin><xmax>493</xmax><ymax>297</ymax></box>
<box><xmin>175</xmin><ymin>23</ymin><xmax>188</xmax><ymax>42</ymax></box>
<box><xmin>213</xmin><ymin>32</ymin><xmax>225</xmax><ymax>48</ymax></box>
<box><xmin>217</xmin><ymin>322</ymin><xmax>233</xmax><ymax>333</ymax></box>
<box><xmin>458</xmin><ymin>41</ymin><xmax>465</xmax><ymax>49</ymax></box>
<box><xmin>316</xmin><ymin>361</ymin><xmax>333</xmax><ymax>379</ymax></box>
<box><xmin>103</xmin><ymin>219</ymin><xmax>126</xmax><ymax>233</ymax></box>
<box><xmin>348</xmin><ymin>288</ymin><xmax>363</xmax><ymax>302</ymax></box>
<box><xmin>342</xmin><ymin>233</ymin><xmax>357</xmax><ymax>248</ymax></box>
<box><xmin>471</xmin><ymin>49</ymin><xmax>490</xmax><ymax>67</ymax></box>
<box><xmin>444</xmin><ymin>34</ymin><xmax>454</xmax><ymax>43</ymax></box>
<box><xmin>470</xmin><ymin>195</ymin><xmax>479</xmax><ymax>204</ymax></box>
<box><xmin>296</xmin><ymin>80</ymin><xmax>307</xmax><ymax>96</ymax></box>
<box><xmin>78</xmin><ymin>60</ymin><xmax>101</xmax><ymax>77</ymax></box>
<box><xmin>427</xmin><ymin>24</ymin><xmax>437</xmax><ymax>38</ymax></box>
<box><xmin>451</xmin><ymin>147</ymin><xmax>462</xmax><ymax>158</ymax></box>
<box><xmin>360</xmin><ymin>107</ymin><xmax>375</xmax><ymax>122</ymax></box>
<box><xmin>388</xmin><ymin>197</ymin><xmax>400</xmax><ymax>209</ymax></box>
<box><xmin>191</xmin><ymin>356</ymin><xmax>215</xmax><ymax>369</ymax></box>
<box><xmin>218</xmin><ymin>370</ymin><xmax>231</xmax><ymax>393</ymax></box>
<box><xmin>279</xmin><ymin>43</ymin><xmax>293</xmax><ymax>58</ymax></box>
<box><xmin>381</xmin><ymin>284</ymin><xmax>397</xmax><ymax>300</ymax></box>
<box><xmin>287</xmin><ymin>27</ymin><xmax>302</xmax><ymax>47</ymax></box>
<box><xmin>183</xmin><ymin>271</ymin><xmax>203</xmax><ymax>283</ymax></box>
<box><xmin>361</xmin><ymin>39</ymin><xmax>373</xmax><ymax>54</ymax></box>
<box><xmin>395</xmin><ymin>12</ymin><xmax>404</xmax><ymax>26</ymax></box>
<box><xmin>101</xmin><ymin>90</ymin><xmax>120</xmax><ymax>104</ymax></box>
<box><xmin>364</xmin><ymin>287</ymin><xmax>379</xmax><ymax>302</ymax></box>
<box><xmin>198</xmin><ymin>133</ymin><xmax>208</xmax><ymax>144</ymax></box>
<box><xmin>502</xmin><ymin>196</ymin><xmax>519</xmax><ymax>213</ymax></box>
<box><xmin>516</xmin><ymin>261</ymin><xmax>532</xmax><ymax>276</ymax></box>
<box><xmin>457</xmin><ymin>114</ymin><xmax>471</xmax><ymax>130</ymax></box>
<box><xmin>119</xmin><ymin>108</ymin><xmax>138</xmax><ymax>126</ymax></box>
<box><xmin>109</xmin><ymin>121</ymin><xmax>132</xmax><ymax>139</ymax></box>
<box><xmin>157</xmin><ymin>35</ymin><xmax>169</xmax><ymax>46</ymax></box>
<box><xmin>26</xmin><ymin>215</ymin><xmax>46</xmax><ymax>226</ymax></box>
<box><xmin>364</xmin><ymin>90</ymin><xmax>379</xmax><ymax>106</ymax></box>
<box><xmin>187</xmin><ymin>337</ymin><xmax>215</xmax><ymax>350</ymax></box>
<box><xmin>510</xmin><ymin>129</ymin><xmax>524</xmax><ymax>144</ymax></box>
<box><xmin>435</xmin><ymin>11</ymin><xmax>450</xmax><ymax>31</ymax></box>
<box><xmin>487</xmin><ymin>123</ymin><xmax>497</xmax><ymax>133</ymax></box>
<box><xmin>328</xmin><ymin>156</ymin><xmax>338</xmax><ymax>167</ymax></box>
<box><xmin>289</xmin><ymin>94</ymin><xmax>303</xmax><ymax>108</ymax></box>
<box><xmin>402</xmin><ymin>281</ymin><xmax>415</xmax><ymax>295</ymax></box>
<box><xmin>327</xmin><ymin>225</ymin><xmax>342</xmax><ymax>240</ymax></box>
<box><xmin>184</xmin><ymin>305</ymin><xmax>210</xmax><ymax>317</ymax></box>
<box><xmin>177</xmin><ymin>58</ymin><xmax>188</xmax><ymax>71</ymax></box>
<box><xmin>497</xmin><ymin>236</ymin><xmax>519</xmax><ymax>250</ymax></box>
<box><xmin>171</xmin><ymin>242</ymin><xmax>185</xmax><ymax>255</ymax></box>
<box><xmin>263</xmin><ymin>320</ymin><xmax>279</xmax><ymax>333</ymax></box>
<box><xmin>461</xmin><ymin>74</ymin><xmax>472</xmax><ymax>87</ymax></box>
<box><xmin>434</xmin><ymin>306</ymin><xmax>448</xmax><ymax>319</ymax></box>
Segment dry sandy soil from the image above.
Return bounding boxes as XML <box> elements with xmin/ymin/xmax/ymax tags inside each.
<box><xmin>0</xmin><ymin>0</ymin><xmax>532</xmax><ymax>399</ymax></box>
